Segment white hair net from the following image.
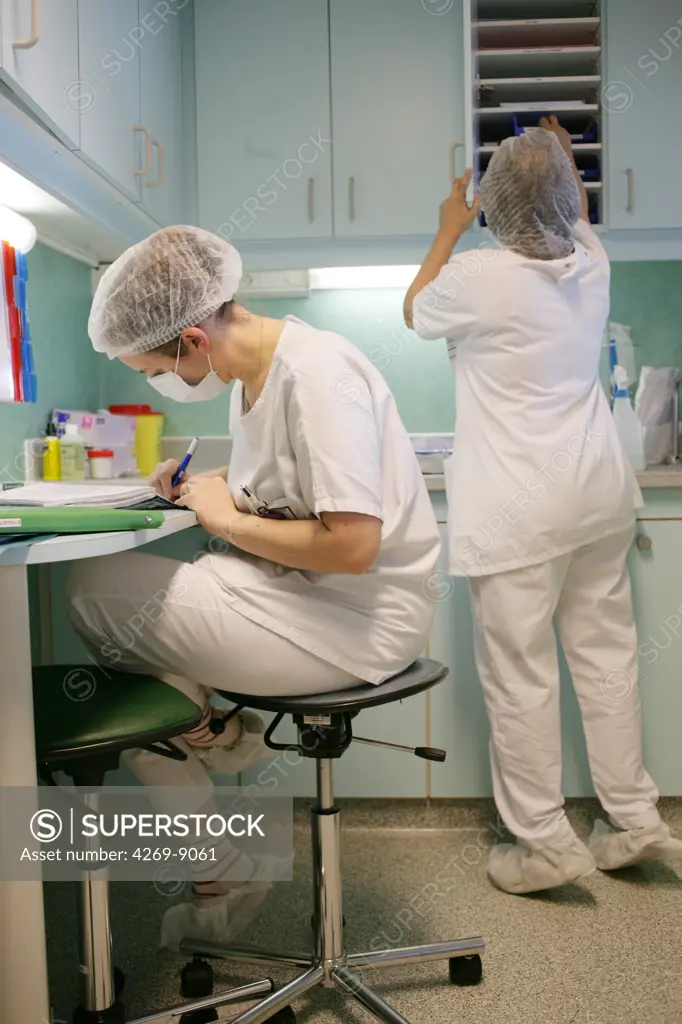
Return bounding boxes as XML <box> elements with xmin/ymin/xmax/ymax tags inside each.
<box><xmin>479</xmin><ymin>129</ymin><xmax>582</xmax><ymax>260</ymax></box>
<box><xmin>89</xmin><ymin>226</ymin><xmax>242</xmax><ymax>358</ymax></box>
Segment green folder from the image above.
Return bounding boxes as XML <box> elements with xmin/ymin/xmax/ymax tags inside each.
<box><xmin>0</xmin><ymin>508</ymin><xmax>165</xmax><ymax>533</ymax></box>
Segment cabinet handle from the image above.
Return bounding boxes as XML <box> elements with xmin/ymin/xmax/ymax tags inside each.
<box><xmin>307</xmin><ymin>178</ymin><xmax>315</xmax><ymax>223</ymax></box>
<box><xmin>13</xmin><ymin>0</ymin><xmax>40</xmax><ymax>49</ymax></box>
<box><xmin>636</xmin><ymin>534</ymin><xmax>652</xmax><ymax>551</ymax></box>
<box><xmin>133</xmin><ymin>126</ymin><xmax>153</xmax><ymax>177</ymax></box>
<box><xmin>349</xmin><ymin>176</ymin><xmax>355</xmax><ymax>222</ymax></box>
<box><xmin>450</xmin><ymin>141</ymin><xmax>465</xmax><ymax>181</ymax></box>
<box><xmin>145</xmin><ymin>141</ymin><xmax>165</xmax><ymax>188</ymax></box>
<box><xmin>625</xmin><ymin>168</ymin><xmax>634</xmax><ymax>213</ymax></box>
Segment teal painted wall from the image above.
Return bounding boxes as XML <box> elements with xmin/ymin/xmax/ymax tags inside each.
<box><xmin>0</xmin><ymin>243</ymin><xmax>99</xmax><ymax>485</ymax></box>
<box><xmin>100</xmin><ymin>261</ymin><xmax>682</xmax><ymax>436</ymax></box>
<box><xmin>1</xmin><ymin>251</ymin><xmax>679</xmax><ymax>472</ymax></box>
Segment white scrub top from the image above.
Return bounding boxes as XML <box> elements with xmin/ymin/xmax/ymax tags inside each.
<box><xmin>204</xmin><ymin>316</ymin><xmax>440</xmax><ymax>684</ymax></box>
<box><xmin>412</xmin><ymin>221</ymin><xmax>642</xmax><ymax>578</ymax></box>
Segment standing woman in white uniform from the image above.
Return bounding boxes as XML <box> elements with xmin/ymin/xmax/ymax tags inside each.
<box><xmin>69</xmin><ymin>226</ymin><xmax>440</xmax><ymax>944</ymax></box>
<box><xmin>404</xmin><ymin>118</ymin><xmax>682</xmax><ymax>893</ymax></box>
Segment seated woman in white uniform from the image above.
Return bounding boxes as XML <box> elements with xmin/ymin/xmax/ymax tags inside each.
<box><xmin>404</xmin><ymin>117</ymin><xmax>682</xmax><ymax>894</ymax></box>
<box><xmin>69</xmin><ymin>226</ymin><xmax>440</xmax><ymax>945</ymax></box>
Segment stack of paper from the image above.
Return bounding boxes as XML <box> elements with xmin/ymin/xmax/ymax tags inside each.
<box><xmin>0</xmin><ymin>482</ymin><xmax>176</xmax><ymax>509</ymax></box>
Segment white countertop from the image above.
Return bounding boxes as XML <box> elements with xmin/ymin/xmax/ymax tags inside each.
<box><xmin>0</xmin><ymin>509</ymin><xmax>197</xmax><ymax>566</ymax></box>
<box><xmin>424</xmin><ymin>467</ymin><xmax>682</xmax><ymax>492</ymax></box>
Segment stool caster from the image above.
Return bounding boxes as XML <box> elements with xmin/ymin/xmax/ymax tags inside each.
<box><xmin>180</xmin><ymin>956</ymin><xmax>214</xmax><ymax>998</ymax></box>
<box><xmin>449</xmin><ymin>954</ymin><xmax>483</xmax><ymax>987</ymax></box>
<box><xmin>265</xmin><ymin>1008</ymin><xmax>296</xmax><ymax>1023</ymax></box>
<box><xmin>179</xmin><ymin>1010</ymin><xmax>218</xmax><ymax>1024</ymax></box>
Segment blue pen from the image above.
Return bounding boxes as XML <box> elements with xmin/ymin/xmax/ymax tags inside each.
<box><xmin>172</xmin><ymin>436</ymin><xmax>200</xmax><ymax>487</ymax></box>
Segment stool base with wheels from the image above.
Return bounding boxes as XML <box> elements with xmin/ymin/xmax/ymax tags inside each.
<box><xmin>181</xmin><ymin>659</ymin><xmax>485</xmax><ymax>1024</ymax></box>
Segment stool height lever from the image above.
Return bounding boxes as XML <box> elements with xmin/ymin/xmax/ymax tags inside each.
<box><xmin>353</xmin><ymin>736</ymin><xmax>446</xmax><ymax>762</ymax></box>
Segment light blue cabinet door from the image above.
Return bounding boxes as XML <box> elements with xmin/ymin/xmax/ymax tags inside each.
<box><xmin>78</xmin><ymin>0</ymin><xmax>142</xmax><ymax>202</ymax></box>
<box><xmin>627</xmin><ymin>523</ymin><xmax>682</xmax><ymax>794</ymax></box>
<box><xmin>0</xmin><ymin>0</ymin><xmax>79</xmax><ymax>148</ymax></box>
<box><xmin>330</xmin><ymin>0</ymin><xmax>465</xmax><ymax>238</ymax></box>
<box><xmin>140</xmin><ymin>0</ymin><xmax>185</xmax><ymax>225</ymax></box>
<box><xmin>428</xmin><ymin>525</ymin><xmax>492</xmax><ymax>797</ymax></box>
<box><xmin>605</xmin><ymin>0</ymin><xmax>682</xmax><ymax>229</ymax></box>
<box><xmin>195</xmin><ymin>0</ymin><xmax>333</xmax><ymax>243</ymax></box>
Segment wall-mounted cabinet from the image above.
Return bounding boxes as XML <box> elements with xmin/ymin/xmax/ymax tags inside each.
<box><xmin>329</xmin><ymin>0</ymin><xmax>464</xmax><ymax>238</ymax></box>
<box><xmin>195</xmin><ymin>0</ymin><xmax>334</xmax><ymax>243</ymax></box>
<box><xmin>0</xmin><ymin>0</ymin><xmax>80</xmax><ymax>149</ymax></box>
<box><xmin>77</xmin><ymin>0</ymin><xmax>143</xmax><ymax>203</ymax></box>
<box><xmin>195</xmin><ymin>0</ymin><xmax>464</xmax><ymax>245</ymax></box>
<box><xmin>139</xmin><ymin>0</ymin><xmax>186</xmax><ymax>226</ymax></box>
<box><xmin>1</xmin><ymin>0</ymin><xmax>681</xmax><ymax>265</ymax></box>
<box><xmin>604</xmin><ymin>0</ymin><xmax>682</xmax><ymax>231</ymax></box>
<box><xmin>0</xmin><ymin>0</ymin><xmax>194</xmax><ymax>259</ymax></box>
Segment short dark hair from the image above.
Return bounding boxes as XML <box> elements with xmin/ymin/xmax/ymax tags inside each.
<box><xmin>152</xmin><ymin>300</ymin><xmax>235</xmax><ymax>358</ymax></box>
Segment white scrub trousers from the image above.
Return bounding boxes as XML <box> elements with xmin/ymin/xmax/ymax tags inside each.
<box><xmin>68</xmin><ymin>550</ymin><xmax>362</xmax><ymax>699</ymax></box>
<box><xmin>469</xmin><ymin>526</ymin><xmax>661</xmax><ymax>844</ymax></box>
<box><xmin>67</xmin><ymin>550</ymin><xmax>361</xmax><ymax>809</ymax></box>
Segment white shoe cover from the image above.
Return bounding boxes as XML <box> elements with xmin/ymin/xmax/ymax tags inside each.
<box><xmin>160</xmin><ymin>880</ymin><xmax>271</xmax><ymax>952</ymax></box>
<box><xmin>589</xmin><ymin>819</ymin><xmax>682</xmax><ymax>871</ymax></box>
<box><xmin>193</xmin><ymin>709</ymin><xmax>268</xmax><ymax>776</ymax></box>
<box><xmin>488</xmin><ymin>834</ymin><xmax>596</xmax><ymax>894</ymax></box>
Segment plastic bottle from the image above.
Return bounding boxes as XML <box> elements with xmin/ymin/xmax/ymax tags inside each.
<box><xmin>612</xmin><ymin>365</ymin><xmax>646</xmax><ymax>471</ymax></box>
<box><xmin>60</xmin><ymin>423</ymin><xmax>86</xmax><ymax>481</ymax></box>
<box><xmin>42</xmin><ymin>422</ymin><xmax>61</xmax><ymax>481</ymax></box>
<box><xmin>601</xmin><ymin>323</ymin><xmax>638</xmax><ymax>403</ymax></box>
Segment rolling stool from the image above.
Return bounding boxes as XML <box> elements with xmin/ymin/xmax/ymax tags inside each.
<box><xmin>33</xmin><ymin>666</ymin><xmax>276</xmax><ymax>1024</ymax></box>
<box><xmin>179</xmin><ymin>658</ymin><xmax>486</xmax><ymax>1024</ymax></box>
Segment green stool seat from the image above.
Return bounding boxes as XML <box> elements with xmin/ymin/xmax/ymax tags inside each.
<box><xmin>33</xmin><ymin>664</ymin><xmax>202</xmax><ymax>764</ymax></box>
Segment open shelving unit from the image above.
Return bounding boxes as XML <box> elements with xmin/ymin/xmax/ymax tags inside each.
<box><xmin>472</xmin><ymin>0</ymin><xmax>605</xmax><ymax>225</ymax></box>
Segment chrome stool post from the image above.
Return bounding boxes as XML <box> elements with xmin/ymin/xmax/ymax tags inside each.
<box><xmin>180</xmin><ymin>657</ymin><xmax>486</xmax><ymax>1024</ymax></box>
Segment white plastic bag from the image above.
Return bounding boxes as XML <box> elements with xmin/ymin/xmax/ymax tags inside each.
<box><xmin>634</xmin><ymin>366</ymin><xmax>679</xmax><ymax>465</ymax></box>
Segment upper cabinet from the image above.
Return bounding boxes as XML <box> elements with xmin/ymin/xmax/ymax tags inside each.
<box><xmin>195</xmin><ymin>0</ymin><xmax>333</xmax><ymax>243</ymax></box>
<box><xmin>604</xmin><ymin>0</ymin><xmax>682</xmax><ymax>230</ymax></box>
<box><xmin>0</xmin><ymin>0</ymin><xmax>80</xmax><ymax>149</ymax></box>
<box><xmin>77</xmin><ymin>0</ymin><xmax>143</xmax><ymax>203</ymax></box>
<box><xmin>139</xmin><ymin>0</ymin><xmax>186</xmax><ymax>226</ymax></box>
<box><xmin>329</xmin><ymin>0</ymin><xmax>464</xmax><ymax>238</ymax></box>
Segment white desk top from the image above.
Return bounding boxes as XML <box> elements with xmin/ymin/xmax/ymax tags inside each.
<box><xmin>0</xmin><ymin>510</ymin><xmax>198</xmax><ymax>567</ymax></box>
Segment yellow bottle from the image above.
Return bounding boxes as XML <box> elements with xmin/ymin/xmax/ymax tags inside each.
<box><xmin>135</xmin><ymin>411</ymin><xmax>164</xmax><ymax>476</ymax></box>
<box><xmin>42</xmin><ymin>424</ymin><xmax>61</xmax><ymax>481</ymax></box>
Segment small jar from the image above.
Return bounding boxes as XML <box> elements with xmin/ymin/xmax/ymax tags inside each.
<box><xmin>87</xmin><ymin>449</ymin><xmax>115</xmax><ymax>480</ymax></box>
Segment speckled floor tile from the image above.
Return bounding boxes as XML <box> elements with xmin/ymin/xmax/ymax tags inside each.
<box><xmin>296</xmin><ymin>797</ymin><xmax>682</xmax><ymax>835</ymax></box>
<box><xmin>44</xmin><ymin>805</ymin><xmax>682</xmax><ymax>1024</ymax></box>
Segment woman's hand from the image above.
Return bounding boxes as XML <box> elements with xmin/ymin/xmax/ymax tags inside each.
<box><xmin>175</xmin><ymin>475</ymin><xmax>243</xmax><ymax>539</ymax></box>
<box><xmin>438</xmin><ymin>169</ymin><xmax>481</xmax><ymax>242</ymax></box>
<box><xmin>539</xmin><ymin>115</ymin><xmax>573</xmax><ymax>157</ymax></box>
<box><xmin>149</xmin><ymin>458</ymin><xmax>186</xmax><ymax>501</ymax></box>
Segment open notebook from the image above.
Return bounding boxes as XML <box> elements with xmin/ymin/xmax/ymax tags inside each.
<box><xmin>0</xmin><ymin>482</ymin><xmax>177</xmax><ymax>510</ymax></box>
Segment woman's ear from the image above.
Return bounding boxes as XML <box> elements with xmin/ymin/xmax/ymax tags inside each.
<box><xmin>180</xmin><ymin>326</ymin><xmax>211</xmax><ymax>354</ymax></box>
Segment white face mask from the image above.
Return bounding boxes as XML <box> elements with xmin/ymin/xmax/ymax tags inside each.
<box><xmin>147</xmin><ymin>341</ymin><xmax>229</xmax><ymax>403</ymax></box>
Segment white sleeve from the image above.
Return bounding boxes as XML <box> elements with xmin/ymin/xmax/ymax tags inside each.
<box><xmin>411</xmin><ymin>255</ymin><xmax>478</xmax><ymax>343</ymax></box>
<box><xmin>285</xmin><ymin>351</ymin><xmax>384</xmax><ymax>521</ymax></box>
<box><xmin>573</xmin><ymin>219</ymin><xmax>610</xmax><ymax>273</ymax></box>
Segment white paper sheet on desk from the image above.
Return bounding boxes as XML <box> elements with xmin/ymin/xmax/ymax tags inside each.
<box><xmin>0</xmin><ymin>482</ymin><xmax>177</xmax><ymax>509</ymax></box>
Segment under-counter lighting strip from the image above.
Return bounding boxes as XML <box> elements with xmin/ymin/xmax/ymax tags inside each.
<box><xmin>309</xmin><ymin>266</ymin><xmax>420</xmax><ymax>290</ymax></box>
